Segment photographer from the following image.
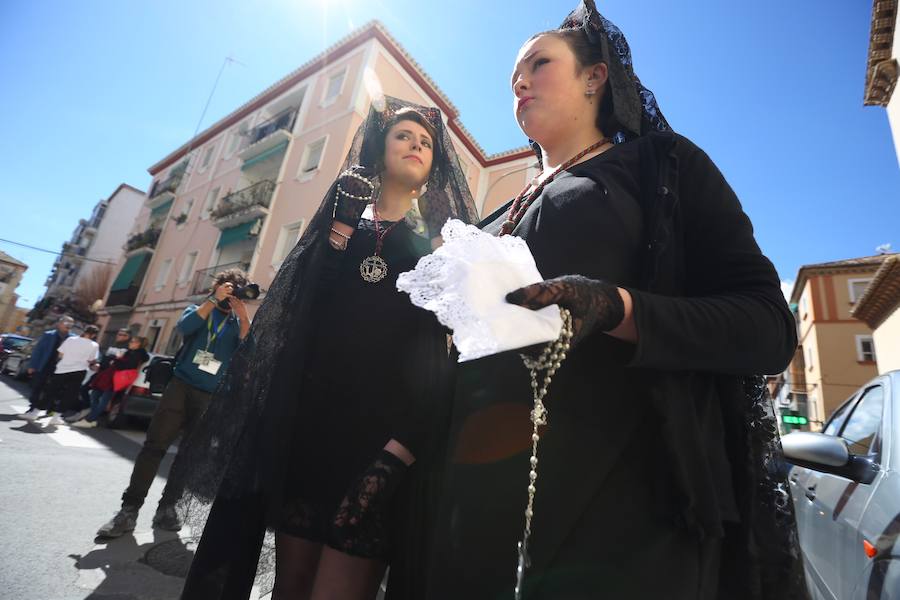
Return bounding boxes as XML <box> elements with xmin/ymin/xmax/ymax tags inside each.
<box><xmin>97</xmin><ymin>268</ymin><xmax>252</xmax><ymax>537</ymax></box>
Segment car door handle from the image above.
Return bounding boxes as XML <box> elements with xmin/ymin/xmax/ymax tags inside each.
<box><xmin>805</xmin><ymin>484</ymin><xmax>817</xmax><ymax>501</ymax></box>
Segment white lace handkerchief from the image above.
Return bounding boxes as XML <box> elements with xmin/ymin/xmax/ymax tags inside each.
<box><xmin>397</xmin><ymin>219</ymin><xmax>562</xmax><ymax>362</ymax></box>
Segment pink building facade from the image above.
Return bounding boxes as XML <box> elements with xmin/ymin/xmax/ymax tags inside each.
<box><xmin>97</xmin><ymin>22</ymin><xmax>536</xmax><ymax>354</ymax></box>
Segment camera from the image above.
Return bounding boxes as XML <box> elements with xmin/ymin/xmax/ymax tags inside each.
<box><xmin>232</xmin><ymin>283</ymin><xmax>260</xmax><ymax>300</ymax></box>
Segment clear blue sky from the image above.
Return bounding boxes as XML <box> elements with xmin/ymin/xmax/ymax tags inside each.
<box><xmin>1</xmin><ymin>0</ymin><xmax>897</xmax><ymax>309</ymax></box>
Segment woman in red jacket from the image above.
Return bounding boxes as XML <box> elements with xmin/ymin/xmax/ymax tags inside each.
<box><xmin>72</xmin><ymin>336</ymin><xmax>149</xmax><ymax>428</ymax></box>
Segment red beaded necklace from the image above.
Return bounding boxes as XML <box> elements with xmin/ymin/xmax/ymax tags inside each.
<box><xmin>499</xmin><ymin>137</ymin><xmax>612</xmax><ymax>236</ymax></box>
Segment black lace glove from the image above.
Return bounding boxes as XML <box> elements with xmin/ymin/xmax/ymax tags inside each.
<box><xmin>334</xmin><ymin>165</ymin><xmax>376</xmax><ymax>227</ymax></box>
<box><xmin>330</xmin><ymin>450</ymin><xmax>408</xmax><ymax>556</ymax></box>
<box><xmin>506</xmin><ymin>275</ymin><xmax>625</xmax><ymax>344</ymax></box>
<box><xmin>418</xmin><ymin>187</ymin><xmax>453</xmax><ymax>240</ymax></box>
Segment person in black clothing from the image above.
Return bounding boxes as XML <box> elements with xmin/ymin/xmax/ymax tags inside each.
<box><xmin>425</xmin><ymin>3</ymin><xmax>808</xmax><ymax>600</ymax></box>
<box><xmin>170</xmin><ymin>98</ymin><xmax>478</xmax><ymax>600</ymax></box>
<box><xmin>17</xmin><ymin>315</ymin><xmax>74</xmax><ymax>420</ymax></box>
<box><xmin>71</xmin><ymin>335</ymin><xmax>149</xmax><ymax>428</ymax></box>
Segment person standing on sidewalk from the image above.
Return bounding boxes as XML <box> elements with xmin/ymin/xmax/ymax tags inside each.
<box><xmin>96</xmin><ymin>269</ymin><xmax>250</xmax><ymax>537</ymax></box>
<box><xmin>17</xmin><ymin>315</ymin><xmax>75</xmax><ymax>420</ymax></box>
<box><xmin>41</xmin><ymin>325</ymin><xmax>101</xmax><ymax>425</ymax></box>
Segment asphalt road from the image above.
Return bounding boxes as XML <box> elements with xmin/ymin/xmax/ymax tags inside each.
<box><xmin>0</xmin><ymin>374</ymin><xmax>221</xmax><ymax>599</ymax></box>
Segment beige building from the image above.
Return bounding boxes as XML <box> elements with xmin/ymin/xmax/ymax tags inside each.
<box><xmin>97</xmin><ymin>21</ymin><xmax>537</xmax><ymax>354</ymax></box>
<box><xmin>0</xmin><ymin>251</ymin><xmax>28</xmax><ymax>334</ymax></box>
<box><xmin>851</xmin><ymin>254</ymin><xmax>900</xmax><ymax>374</ymax></box>
<box><xmin>788</xmin><ymin>254</ymin><xmax>894</xmax><ymax>428</ymax></box>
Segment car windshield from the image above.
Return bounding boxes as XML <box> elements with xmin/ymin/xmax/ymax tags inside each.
<box><xmin>3</xmin><ymin>337</ymin><xmax>31</xmax><ymax>351</ymax></box>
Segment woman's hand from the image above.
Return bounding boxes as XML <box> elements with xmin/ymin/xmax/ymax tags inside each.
<box><xmin>333</xmin><ymin>165</ymin><xmax>376</xmax><ymax>227</ymax></box>
<box><xmin>506</xmin><ymin>275</ymin><xmax>627</xmax><ymax>344</ymax></box>
<box><xmin>330</xmin><ymin>449</ymin><xmax>409</xmax><ymax>556</ymax></box>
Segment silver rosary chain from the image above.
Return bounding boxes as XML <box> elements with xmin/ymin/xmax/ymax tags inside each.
<box><xmin>515</xmin><ymin>308</ymin><xmax>574</xmax><ymax>599</ymax></box>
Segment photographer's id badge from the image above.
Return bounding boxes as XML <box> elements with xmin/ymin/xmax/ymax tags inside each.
<box><xmin>198</xmin><ymin>358</ymin><xmax>222</xmax><ymax>375</ymax></box>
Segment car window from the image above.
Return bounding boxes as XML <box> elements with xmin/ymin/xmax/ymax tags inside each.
<box><xmin>839</xmin><ymin>386</ymin><xmax>884</xmax><ymax>458</ymax></box>
<box><xmin>823</xmin><ymin>395</ymin><xmax>858</xmax><ymax>436</ymax></box>
<box><xmin>6</xmin><ymin>338</ymin><xmax>31</xmax><ymax>350</ymax></box>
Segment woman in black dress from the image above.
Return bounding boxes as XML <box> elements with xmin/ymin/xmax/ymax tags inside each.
<box><xmin>426</xmin><ymin>3</ymin><xmax>807</xmax><ymax>599</ymax></box>
<box><xmin>171</xmin><ymin>98</ymin><xmax>477</xmax><ymax>600</ymax></box>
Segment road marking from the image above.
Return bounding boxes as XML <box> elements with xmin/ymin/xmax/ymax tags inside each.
<box><xmin>7</xmin><ymin>403</ymin><xmax>176</xmax><ymax>452</ymax></box>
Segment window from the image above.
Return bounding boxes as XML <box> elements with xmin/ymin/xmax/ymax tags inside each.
<box><xmin>856</xmin><ymin>335</ymin><xmax>876</xmax><ymax>362</ymax></box>
<box><xmin>806</xmin><ymin>346</ymin><xmax>814</xmax><ymax>371</ymax></box>
<box><xmin>201</xmin><ymin>145</ymin><xmax>216</xmax><ymax>170</ymax></box>
<box><xmin>178</xmin><ymin>251</ymin><xmax>198</xmax><ymax>285</ymax></box>
<box><xmin>800</xmin><ymin>294</ymin><xmax>809</xmax><ymax>319</ymax></box>
<box><xmin>823</xmin><ymin>395</ymin><xmax>857</xmax><ymax>436</ymax></box>
<box><xmin>178</xmin><ymin>198</ymin><xmax>194</xmax><ymax>226</ymax></box>
<box><xmin>202</xmin><ymin>187</ymin><xmax>220</xmax><ymax>219</ymax></box>
<box><xmin>165</xmin><ymin>329</ymin><xmax>184</xmax><ymax>356</ymax></box>
<box><xmin>154</xmin><ymin>258</ymin><xmax>172</xmax><ymax>290</ymax></box>
<box><xmin>848</xmin><ymin>278</ymin><xmax>873</xmax><ymax>303</ymax></box>
<box><xmin>227</xmin><ymin>121</ymin><xmax>250</xmax><ymax>157</ymax></box>
<box><xmin>323</xmin><ymin>70</ymin><xmax>345</xmax><ymax>105</ymax></box>
<box><xmin>840</xmin><ymin>386</ymin><xmax>884</xmax><ymax>458</ymax></box>
<box><xmin>300</xmin><ymin>137</ymin><xmax>327</xmax><ymax>175</ymax></box>
<box><xmin>274</xmin><ymin>220</ymin><xmax>306</xmax><ymax>265</ymax></box>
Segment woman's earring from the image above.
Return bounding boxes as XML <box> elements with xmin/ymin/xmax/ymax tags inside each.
<box><xmin>585</xmin><ymin>87</ymin><xmax>596</xmax><ymax>97</ymax></box>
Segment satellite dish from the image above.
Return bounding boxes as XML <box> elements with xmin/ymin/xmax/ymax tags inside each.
<box><xmin>90</xmin><ymin>299</ymin><xmax>104</xmax><ymax>312</ymax></box>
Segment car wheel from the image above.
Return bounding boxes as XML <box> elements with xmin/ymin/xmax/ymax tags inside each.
<box><xmin>14</xmin><ymin>363</ymin><xmax>28</xmax><ymax>380</ymax></box>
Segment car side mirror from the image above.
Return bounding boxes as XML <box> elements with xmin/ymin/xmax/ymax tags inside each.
<box><xmin>782</xmin><ymin>432</ymin><xmax>879</xmax><ymax>485</ymax></box>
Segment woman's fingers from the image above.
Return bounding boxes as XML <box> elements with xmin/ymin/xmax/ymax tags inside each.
<box><xmin>506</xmin><ymin>281</ymin><xmax>562</xmax><ymax>310</ymax></box>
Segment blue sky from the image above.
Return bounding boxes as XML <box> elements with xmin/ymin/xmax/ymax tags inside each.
<box><xmin>1</xmin><ymin>0</ymin><xmax>898</xmax><ymax>309</ymax></box>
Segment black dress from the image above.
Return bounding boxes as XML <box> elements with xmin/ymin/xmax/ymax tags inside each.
<box><xmin>276</xmin><ymin>217</ymin><xmax>451</xmax><ymax>560</ymax></box>
<box><xmin>426</xmin><ymin>135</ymin><xmax>797</xmax><ymax>599</ymax></box>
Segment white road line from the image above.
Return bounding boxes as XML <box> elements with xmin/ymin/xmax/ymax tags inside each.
<box><xmin>7</xmin><ymin>402</ymin><xmax>176</xmax><ymax>452</ymax></box>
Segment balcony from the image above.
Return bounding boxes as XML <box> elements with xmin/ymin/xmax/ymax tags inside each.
<box><xmin>210</xmin><ymin>180</ymin><xmax>275</xmax><ymax>229</ymax></box>
<box><xmin>62</xmin><ymin>242</ymin><xmax>87</xmax><ymax>260</ymax></box>
<box><xmin>190</xmin><ymin>261</ymin><xmax>251</xmax><ymax>297</ymax></box>
<box><xmin>238</xmin><ymin>108</ymin><xmax>297</xmax><ymax>164</ymax></box>
<box><xmin>147</xmin><ymin>162</ymin><xmax>188</xmax><ymax>209</ymax></box>
<box><xmin>124</xmin><ymin>228</ymin><xmax>161</xmax><ymax>253</ymax></box>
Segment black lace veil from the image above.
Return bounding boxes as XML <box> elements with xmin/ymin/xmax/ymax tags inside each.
<box><xmin>170</xmin><ymin>96</ymin><xmax>477</xmax><ymax>597</ymax></box>
<box><xmin>528</xmin><ymin>0</ymin><xmax>672</xmax><ymax>164</ymax></box>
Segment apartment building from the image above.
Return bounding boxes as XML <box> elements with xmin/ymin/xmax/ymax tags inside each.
<box><xmin>32</xmin><ymin>184</ymin><xmax>144</xmax><ymax>331</ymax></box>
<box><xmin>97</xmin><ymin>21</ymin><xmax>537</xmax><ymax>354</ymax></box>
<box><xmin>0</xmin><ymin>251</ymin><xmax>28</xmax><ymax>333</ymax></box>
<box><xmin>788</xmin><ymin>254</ymin><xmax>894</xmax><ymax>428</ymax></box>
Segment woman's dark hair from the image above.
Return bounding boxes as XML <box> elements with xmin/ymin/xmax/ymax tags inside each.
<box><xmin>528</xmin><ymin>29</ymin><xmax>620</xmax><ymax>137</ymax></box>
<box><xmin>365</xmin><ymin>107</ymin><xmax>446</xmax><ymax>188</ymax></box>
<box><xmin>132</xmin><ymin>336</ymin><xmax>149</xmax><ymax>349</ymax></box>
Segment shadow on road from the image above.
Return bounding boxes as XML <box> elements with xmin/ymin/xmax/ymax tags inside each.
<box><xmin>69</xmin><ymin>529</ymin><xmax>193</xmax><ymax>599</ymax></box>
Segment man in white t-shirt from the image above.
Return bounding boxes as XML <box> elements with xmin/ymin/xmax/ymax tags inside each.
<box><xmin>41</xmin><ymin>325</ymin><xmax>100</xmax><ymax>426</ymax></box>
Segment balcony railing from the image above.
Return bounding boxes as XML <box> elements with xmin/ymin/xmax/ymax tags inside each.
<box><xmin>210</xmin><ymin>180</ymin><xmax>275</xmax><ymax>227</ymax></box>
<box><xmin>125</xmin><ymin>228</ymin><xmax>161</xmax><ymax>252</ymax></box>
<box><xmin>190</xmin><ymin>261</ymin><xmax>251</xmax><ymax>297</ymax></box>
<box><xmin>62</xmin><ymin>242</ymin><xmax>87</xmax><ymax>257</ymax></box>
<box><xmin>248</xmin><ymin>108</ymin><xmax>297</xmax><ymax>145</ymax></box>
<box><xmin>148</xmin><ymin>162</ymin><xmax>188</xmax><ymax>202</ymax></box>
<box><xmin>107</xmin><ymin>286</ymin><xmax>140</xmax><ymax>308</ymax></box>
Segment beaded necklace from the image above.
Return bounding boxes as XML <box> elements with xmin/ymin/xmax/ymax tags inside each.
<box><xmin>499</xmin><ymin>137</ymin><xmax>612</xmax><ymax>236</ymax></box>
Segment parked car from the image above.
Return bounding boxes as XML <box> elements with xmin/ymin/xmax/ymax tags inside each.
<box><xmin>782</xmin><ymin>370</ymin><xmax>899</xmax><ymax>599</ymax></box>
<box><xmin>102</xmin><ymin>352</ymin><xmax>174</xmax><ymax>428</ymax></box>
<box><xmin>1</xmin><ymin>339</ymin><xmax>36</xmax><ymax>379</ymax></box>
<box><xmin>0</xmin><ymin>334</ymin><xmax>32</xmax><ymax>370</ymax></box>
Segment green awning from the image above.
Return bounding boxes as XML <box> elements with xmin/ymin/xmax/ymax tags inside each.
<box><xmin>150</xmin><ymin>199</ymin><xmax>173</xmax><ymax>219</ymax></box>
<box><xmin>240</xmin><ymin>140</ymin><xmax>288</xmax><ymax>171</ymax></box>
<box><xmin>110</xmin><ymin>253</ymin><xmax>150</xmax><ymax>292</ymax></box>
<box><xmin>218</xmin><ymin>219</ymin><xmax>258</xmax><ymax>248</ymax></box>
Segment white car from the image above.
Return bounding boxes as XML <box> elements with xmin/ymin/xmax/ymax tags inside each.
<box><xmin>782</xmin><ymin>371</ymin><xmax>900</xmax><ymax>599</ymax></box>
